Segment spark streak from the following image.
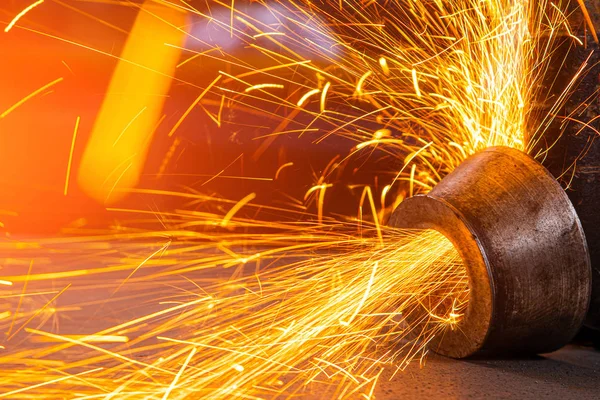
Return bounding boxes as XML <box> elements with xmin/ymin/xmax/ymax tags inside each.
<box><xmin>167</xmin><ymin>75</ymin><xmax>222</xmax><ymax>137</ymax></box>
<box><xmin>244</xmin><ymin>83</ymin><xmax>284</xmax><ymax>93</ymax></box>
<box><xmin>221</xmin><ymin>193</ymin><xmax>257</xmax><ymax>227</ymax></box>
<box><xmin>339</xmin><ymin>261</ymin><xmax>378</xmax><ymax>326</ymax></box>
<box><xmin>0</xmin><ymin>77</ymin><xmax>63</xmax><ymax>119</ymax></box>
<box><xmin>64</xmin><ymin>116</ymin><xmax>80</xmax><ymax>196</ymax></box>
<box><xmin>411</xmin><ymin>69</ymin><xmax>421</xmax><ymax>98</ymax></box>
<box><xmin>355</xmin><ymin>71</ymin><xmax>372</xmax><ymax>96</ymax></box>
<box><xmin>297</xmin><ymin>88</ymin><xmax>321</xmax><ymax>107</ymax></box>
<box><xmin>162</xmin><ymin>347</ymin><xmax>196</xmax><ymax>400</ymax></box>
<box><xmin>4</xmin><ymin>0</ymin><xmax>44</xmax><ymax>33</ymax></box>
<box><xmin>320</xmin><ymin>82</ymin><xmax>331</xmax><ymax>112</ymax></box>
<box><xmin>275</xmin><ymin>162</ymin><xmax>294</xmax><ymax>180</ymax></box>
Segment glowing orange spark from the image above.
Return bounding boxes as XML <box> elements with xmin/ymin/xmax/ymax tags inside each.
<box><xmin>26</xmin><ymin>328</ymin><xmax>169</xmax><ymax>372</ymax></box>
<box><xmin>275</xmin><ymin>162</ymin><xmax>294</xmax><ymax>180</ymax></box>
<box><xmin>409</xmin><ymin>164</ymin><xmax>417</xmax><ymax>197</ymax></box>
<box><xmin>244</xmin><ymin>83</ymin><xmax>284</xmax><ymax>93</ymax></box>
<box><xmin>356</xmin><ymin>71</ymin><xmax>372</xmax><ymax>96</ymax></box>
<box><xmin>340</xmin><ymin>262</ymin><xmax>378</xmax><ymax>326</ymax></box>
<box><xmin>0</xmin><ymin>77</ymin><xmax>63</xmax><ymax>119</ymax></box>
<box><xmin>253</xmin><ymin>32</ymin><xmax>285</xmax><ymax>38</ymax></box>
<box><xmin>157</xmin><ymin>137</ymin><xmax>181</xmax><ymax>178</ymax></box>
<box><xmin>4</xmin><ymin>0</ymin><xmax>44</xmax><ymax>33</ymax></box>
<box><xmin>320</xmin><ymin>81</ymin><xmax>331</xmax><ymax>112</ymax></box>
<box><xmin>113</xmin><ymin>241</ymin><xmax>171</xmax><ymax>294</ymax></box>
<box><xmin>0</xmin><ymin>368</ymin><xmax>104</xmax><ymax>399</ymax></box>
<box><xmin>232</xmin><ymin>364</ymin><xmax>244</xmax><ymax>372</ymax></box>
<box><xmin>297</xmin><ymin>88</ymin><xmax>321</xmax><ymax>107</ymax></box>
<box><xmin>576</xmin><ymin>0</ymin><xmax>598</xmax><ymax>43</ymax></box>
<box><xmin>63</xmin><ymin>116</ymin><xmax>80</xmax><ymax>196</ymax></box>
<box><xmin>163</xmin><ymin>347</ymin><xmax>197</xmax><ymax>400</ymax></box>
<box><xmin>379</xmin><ymin>57</ymin><xmax>390</xmax><ymax>76</ymax></box>
<box><xmin>217</xmin><ymin>94</ymin><xmax>225</xmax><ymax>127</ymax></box>
<box><xmin>112</xmin><ymin>106</ymin><xmax>147</xmax><ymax>146</ymax></box>
<box><xmin>411</xmin><ymin>68</ymin><xmax>421</xmax><ymax>97</ymax></box>
<box><xmin>7</xmin><ymin>260</ymin><xmax>33</xmax><ymax>339</ymax></box>
<box><xmin>33</xmin><ymin>335</ymin><xmax>129</xmax><ymax>343</ymax></box>
<box><xmin>168</xmin><ymin>75</ymin><xmax>222</xmax><ymax>137</ymax></box>
<box><xmin>221</xmin><ymin>193</ymin><xmax>257</xmax><ymax>227</ymax></box>
<box><xmin>305</xmin><ymin>183</ymin><xmax>333</xmax><ymax>222</ymax></box>
<box><xmin>8</xmin><ymin>284</ymin><xmax>71</xmax><ymax>341</ymax></box>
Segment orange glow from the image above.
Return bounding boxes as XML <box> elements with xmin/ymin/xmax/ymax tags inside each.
<box><xmin>77</xmin><ymin>2</ymin><xmax>186</xmax><ymax>205</ymax></box>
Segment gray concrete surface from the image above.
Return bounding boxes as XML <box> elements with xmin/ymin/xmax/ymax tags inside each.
<box><xmin>376</xmin><ymin>346</ymin><xmax>600</xmax><ymax>399</ymax></box>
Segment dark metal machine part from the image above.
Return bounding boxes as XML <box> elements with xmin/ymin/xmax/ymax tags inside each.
<box><xmin>541</xmin><ymin>1</ymin><xmax>600</xmax><ymax>331</ymax></box>
<box><xmin>389</xmin><ymin>147</ymin><xmax>591</xmax><ymax>358</ymax></box>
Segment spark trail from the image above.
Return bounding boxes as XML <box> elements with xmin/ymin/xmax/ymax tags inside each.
<box><xmin>0</xmin><ymin>221</ymin><xmax>466</xmax><ymax>399</ymax></box>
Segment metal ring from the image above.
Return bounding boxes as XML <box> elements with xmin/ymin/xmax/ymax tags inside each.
<box><xmin>389</xmin><ymin>147</ymin><xmax>591</xmax><ymax>358</ymax></box>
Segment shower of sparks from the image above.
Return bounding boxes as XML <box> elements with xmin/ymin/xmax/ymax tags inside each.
<box><xmin>0</xmin><ymin>0</ymin><xmax>581</xmax><ymax>398</ymax></box>
<box><xmin>0</xmin><ymin>222</ymin><xmax>467</xmax><ymax>399</ymax></box>
<box><xmin>158</xmin><ymin>0</ymin><xmax>569</xmax><ymax>200</ymax></box>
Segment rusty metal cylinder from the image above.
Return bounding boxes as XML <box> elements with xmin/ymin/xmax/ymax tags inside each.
<box><xmin>389</xmin><ymin>146</ymin><xmax>591</xmax><ymax>358</ymax></box>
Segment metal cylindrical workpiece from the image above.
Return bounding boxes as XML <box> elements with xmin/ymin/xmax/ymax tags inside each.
<box><xmin>389</xmin><ymin>147</ymin><xmax>591</xmax><ymax>358</ymax></box>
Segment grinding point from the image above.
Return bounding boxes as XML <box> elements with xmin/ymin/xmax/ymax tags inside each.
<box><xmin>389</xmin><ymin>146</ymin><xmax>591</xmax><ymax>358</ymax></box>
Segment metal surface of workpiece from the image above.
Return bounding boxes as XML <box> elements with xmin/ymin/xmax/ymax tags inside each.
<box><xmin>389</xmin><ymin>147</ymin><xmax>591</xmax><ymax>358</ymax></box>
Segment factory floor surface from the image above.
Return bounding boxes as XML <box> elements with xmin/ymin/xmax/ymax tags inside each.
<box><xmin>376</xmin><ymin>345</ymin><xmax>600</xmax><ymax>399</ymax></box>
<box><xmin>2</xmin><ymin>239</ymin><xmax>600</xmax><ymax>399</ymax></box>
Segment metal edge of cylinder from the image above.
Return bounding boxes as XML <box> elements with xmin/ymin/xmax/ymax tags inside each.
<box><xmin>389</xmin><ymin>146</ymin><xmax>592</xmax><ymax>358</ymax></box>
<box><xmin>388</xmin><ymin>194</ymin><xmax>494</xmax><ymax>358</ymax></box>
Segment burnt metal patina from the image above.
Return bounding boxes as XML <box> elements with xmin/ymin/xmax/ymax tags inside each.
<box><xmin>389</xmin><ymin>147</ymin><xmax>591</xmax><ymax>358</ymax></box>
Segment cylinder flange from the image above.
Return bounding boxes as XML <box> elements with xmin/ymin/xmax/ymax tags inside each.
<box><xmin>389</xmin><ymin>146</ymin><xmax>591</xmax><ymax>358</ymax></box>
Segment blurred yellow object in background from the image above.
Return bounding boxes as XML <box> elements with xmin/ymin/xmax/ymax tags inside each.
<box><xmin>77</xmin><ymin>1</ymin><xmax>186</xmax><ymax>205</ymax></box>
